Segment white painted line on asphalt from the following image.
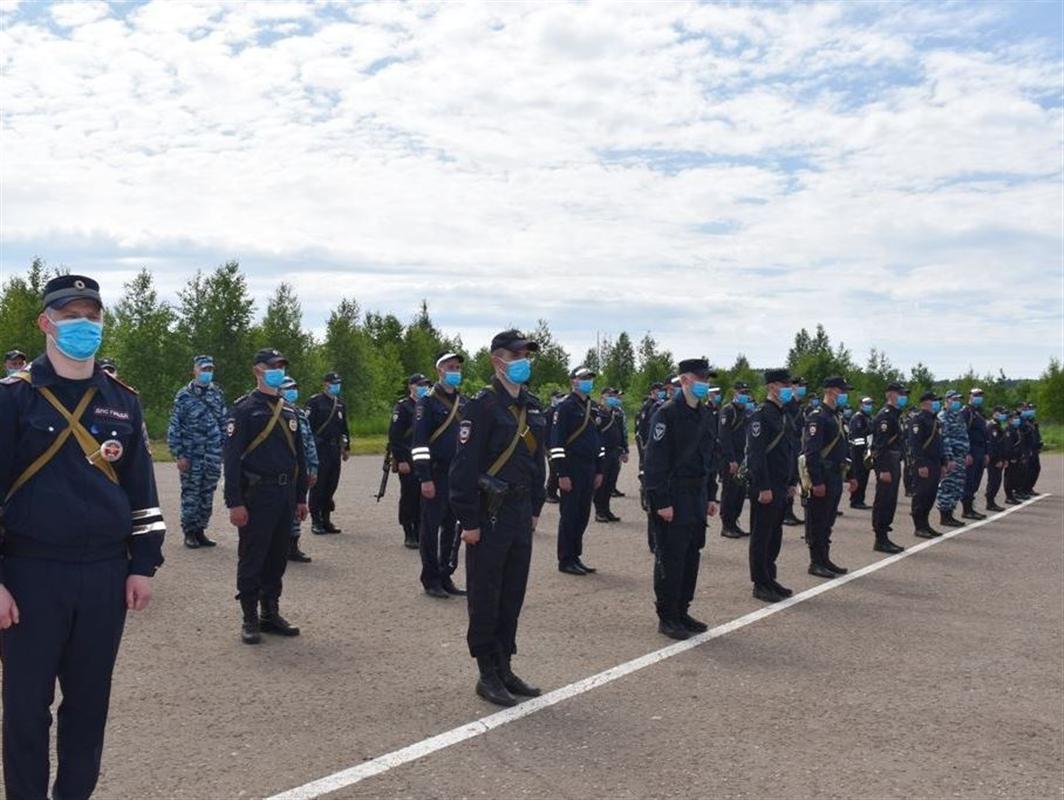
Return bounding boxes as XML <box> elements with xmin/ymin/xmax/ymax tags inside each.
<box><xmin>267</xmin><ymin>493</ymin><xmax>1052</xmax><ymax>800</ymax></box>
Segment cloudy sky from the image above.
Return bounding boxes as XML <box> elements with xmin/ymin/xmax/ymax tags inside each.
<box><xmin>1</xmin><ymin>0</ymin><xmax>1061</xmax><ymax>377</ymax></box>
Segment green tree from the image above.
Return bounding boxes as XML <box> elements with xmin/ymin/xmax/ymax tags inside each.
<box><xmin>256</xmin><ymin>283</ymin><xmax>314</xmax><ymax>388</ymax></box>
<box><xmin>908</xmin><ymin>361</ymin><xmax>935</xmax><ymax>396</ymax></box>
<box><xmin>630</xmin><ymin>333</ymin><xmax>675</xmax><ymax>399</ymax></box>
<box><xmin>602</xmin><ymin>331</ymin><xmax>636</xmax><ymax>391</ymax></box>
<box><xmin>1034</xmin><ymin>357</ymin><xmax>1064</xmax><ymax>422</ymax></box>
<box><xmin>528</xmin><ymin>319</ymin><xmax>570</xmax><ymax>389</ymax></box>
<box><xmin>0</xmin><ymin>257</ymin><xmax>52</xmax><ymax>358</ymax></box>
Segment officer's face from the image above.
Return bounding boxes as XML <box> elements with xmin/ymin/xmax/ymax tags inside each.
<box><xmin>38</xmin><ymin>298</ymin><xmax>103</xmax><ymax>334</ymax></box>
<box><xmin>194</xmin><ymin>364</ymin><xmax>213</xmax><ymax>379</ymax></box>
<box><xmin>437</xmin><ymin>357</ymin><xmax>461</xmax><ymax>378</ymax></box>
<box><xmin>4</xmin><ymin>358</ymin><xmax>24</xmax><ymax>372</ymax></box>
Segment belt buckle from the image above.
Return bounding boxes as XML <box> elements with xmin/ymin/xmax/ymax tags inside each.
<box><xmin>278</xmin><ymin>473</ymin><xmax>288</xmax><ymax>486</ymax></box>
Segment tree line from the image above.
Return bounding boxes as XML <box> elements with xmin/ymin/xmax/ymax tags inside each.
<box><xmin>2</xmin><ymin>258</ymin><xmax>1061</xmax><ymax>439</ymax></box>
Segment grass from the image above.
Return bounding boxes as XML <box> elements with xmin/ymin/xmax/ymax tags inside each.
<box><xmin>1040</xmin><ymin>423</ymin><xmax>1063</xmax><ymax>452</ymax></box>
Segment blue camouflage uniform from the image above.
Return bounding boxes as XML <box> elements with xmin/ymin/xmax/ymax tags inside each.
<box><xmin>936</xmin><ymin>398</ymin><xmax>969</xmax><ymax>514</ymax></box>
<box><xmin>167</xmin><ymin>378</ymin><xmax>226</xmax><ymax>537</ymax></box>
<box><xmin>290</xmin><ymin>405</ymin><xmax>319</xmax><ymax>539</ymax></box>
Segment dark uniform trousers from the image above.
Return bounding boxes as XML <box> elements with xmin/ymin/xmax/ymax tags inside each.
<box><xmin>805</xmin><ymin>472</ymin><xmax>843</xmax><ymax>564</ymax></box>
<box><xmin>593</xmin><ymin>450</ymin><xmax>622</xmax><ymax>515</ymax></box>
<box><xmin>963</xmin><ymin>451</ymin><xmax>986</xmax><ymax>504</ymax></box>
<box><xmin>558</xmin><ymin>459</ymin><xmax>596</xmax><ymax>565</ymax></box>
<box><xmin>546</xmin><ymin>459</ymin><xmax>559</xmax><ymax>498</ymax></box>
<box><xmin>466</xmin><ymin>494</ymin><xmax>533</xmax><ymax>658</ymax></box>
<box><xmin>985</xmin><ymin>462</ymin><xmax>1003</xmax><ymax>503</ymax></box>
<box><xmin>1004</xmin><ymin>459</ymin><xmax>1025</xmax><ymax>500</ymax></box>
<box><xmin>309</xmin><ymin>441</ymin><xmax>342</xmax><ymax>517</ymax></box>
<box><xmin>749</xmin><ymin>490</ymin><xmax>786</xmax><ymax>586</ymax></box>
<box><xmin>1026</xmin><ymin>453</ymin><xmax>1041</xmax><ymax>493</ymax></box>
<box><xmin>872</xmin><ymin>454</ymin><xmax>902</xmax><ymax>539</ymax></box>
<box><xmin>398</xmin><ymin>471</ymin><xmax>421</xmax><ymax>531</ymax></box>
<box><xmin>1</xmin><ymin>558</ymin><xmax>128</xmax><ymax>800</ymax></box>
<box><xmin>851</xmin><ymin>448</ymin><xmax>870</xmax><ymax>505</ymax></box>
<box><xmin>653</xmin><ymin>500</ymin><xmax>705</xmax><ymax>620</ymax></box>
<box><xmin>720</xmin><ymin>471</ymin><xmax>745</xmax><ymax>528</ymax></box>
<box><xmin>237</xmin><ymin>481</ymin><xmax>296</xmax><ymax>601</ymax></box>
<box><xmin>911</xmin><ymin>465</ymin><xmax>940</xmax><ymax>527</ymax></box>
<box><xmin>419</xmin><ymin>466</ymin><xmax>459</xmax><ymax>588</ymax></box>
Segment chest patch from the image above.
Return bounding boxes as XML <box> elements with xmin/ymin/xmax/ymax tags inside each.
<box><xmin>653</xmin><ymin>422</ymin><xmax>666</xmax><ymax>441</ymax></box>
<box><xmin>750</xmin><ymin>421</ymin><xmax>761</xmax><ymax>438</ymax></box>
<box><xmin>808</xmin><ymin>424</ymin><xmax>817</xmax><ymax>436</ymax></box>
<box><xmin>226</xmin><ymin>420</ymin><xmax>236</xmax><ymax>437</ymax></box>
<box><xmin>94</xmin><ymin>407</ymin><xmax>131</xmax><ymax>421</ymax></box>
<box><xmin>880</xmin><ymin>422</ymin><xmax>888</xmax><ymax>431</ymax></box>
<box><xmin>288</xmin><ymin>417</ymin><xmax>298</xmax><ymax>432</ymax></box>
<box><xmin>912</xmin><ymin>424</ymin><xmax>920</xmax><ymax>433</ymax></box>
<box><xmin>100</xmin><ymin>439</ymin><xmax>124</xmax><ymax>462</ymax></box>
<box><xmin>458</xmin><ymin>419</ymin><xmax>472</xmax><ymax>444</ymax></box>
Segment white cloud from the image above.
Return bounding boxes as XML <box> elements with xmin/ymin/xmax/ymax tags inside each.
<box><xmin>0</xmin><ymin>0</ymin><xmax>1061</xmax><ymax>376</ymax></box>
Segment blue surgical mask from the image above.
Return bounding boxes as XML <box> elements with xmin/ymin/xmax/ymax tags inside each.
<box><xmin>1023</xmin><ymin>409</ymin><xmax>1035</xmax><ymax>419</ymax></box>
<box><xmin>843</xmin><ymin>408</ymin><xmax>853</xmax><ymax>419</ymax></box>
<box><xmin>655</xmin><ymin>390</ymin><xmax>667</xmax><ymax>402</ymax></box>
<box><xmin>949</xmin><ymin>400</ymin><xmax>961</xmax><ymax>412</ymax></box>
<box><xmin>415</xmin><ymin>384</ymin><xmax>430</xmax><ymax>398</ymax></box>
<box><xmin>796</xmin><ymin>386</ymin><xmax>807</xmax><ymax>399</ymax></box>
<box><xmin>505</xmin><ymin>358</ymin><xmax>531</xmax><ymax>384</ymax></box>
<box><xmin>606</xmin><ymin>396</ymin><xmax>622</xmax><ymax>408</ymax></box>
<box><xmin>1010</xmin><ymin>417</ymin><xmax>1021</xmax><ymax>427</ymax></box>
<box><xmin>672</xmin><ymin>387</ymin><xmax>682</xmax><ymax>400</ymax></box>
<box><xmin>50</xmin><ymin>316</ymin><xmax>103</xmax><ymax>361</ymax></box>
<box><xmin>692</xmin><ymin>381</ymin><xmax>709</xmax><ymax>399</ymax></box>
<box><xmin>931</xmin><ymin>400</ymin><xmax>942</xmax><ymax>413</ymax></box>
<box><xmin>810</xmin><ymin>398</ymin><xmax>821</xmax><ymax>408</ymax></box>
<box><xmin>778</xmin><ymin>386</ymin><xmax>794</xmax><ymax>403</ymax></box>
<box><xmin>263</xmin><ymin>368</ymin><xmax>286</xmax><ymax>388</ymax></box>
<box><xmin>328</xmin><ymin>382</ymin><xmax>342</xmax><ymax>396</ymax></box>
<box><xmin>283</xmin><ymin>388</ymin><xmax>298</xmax><ymax>403</ymax></box>
<box><xmin>836</xmin><ymin>393</ymin><xmax>849</xmax><ymax>407</ymax></box>
<box><xmin>897</xmin><ymin>395</ymin><xmax>909</xmax><ymax>409</ymax></box>
<box><xmin>6</xmin><ymin>367</ymin><xmax>19</xmax><ymax>376</ymax></box>
<box><xmin>735</xmin><ymin>393</ymin><xmax>749</xmax><ymax>404</ymax></box>
<box><xmin>995</xmin><ymin>414</ymin><xmax>1007</xmax><ymax>423</ymax></box>
<box><xmin>861</xmin><ymin>403</ymin><xmax>873</xmax><ymax>414</ymax></box>
<box><xmin>443</xmin><ymin>371</ymin><xmax>462</xmax><ymax>387</ymax></box>
<box><xmin>708</xmin><ymin>391</ymin><xmax>720</xmax><ymax>406</ymax></box>
<box><xmin>577</xmin><ymin>378</ymin><xmax>594</xmax><ymax>394</ymax></box>
<box><xmin>196</xmin><ymin>370</ymin><xmax>214</xmax><ymax>385</ymax></box>
<box><xmin>971</xmin><ymin>396</ymin><xmax>984</xmax><ymax>406</ymax></box>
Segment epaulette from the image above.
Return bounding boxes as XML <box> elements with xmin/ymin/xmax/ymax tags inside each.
<box><xmin>475</xmin><ymin>386</ymin><xmax>499</xmax><ymax>406</ymax></box>
<box><xmin>1</xmin><ymin>370</ymin><xmax>31</xmax><ymax>386</ymax></box>
<box><xmin>232</xmin><ymin>392</ymin><xmax>251</xmax><ymax>406</ymax></box>
<box><xmin>104</xmin><ymin>370</ymin><xmax>139</xmax><ymax>394</ymax></box>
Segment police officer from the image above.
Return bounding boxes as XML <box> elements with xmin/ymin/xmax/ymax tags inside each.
<box><xmin>848</xmin><ymin>396</ymin><xmax>874</xmax><ymax>509</ymax></box>
<box><xmin>718</xmin><ymin>381</ymin><xmax>751</xmax><ymax>538</ymax></box>
<box><xmin>450</xmin><ymin>329</ymin><xmax>545</xmax><ymax>707</ymax></box>
<box><xmin>636</xmin><ymin>381</ymin><xmax>669</xmax><ymax>552</ymax></box>
<box><xmin>543</xmin><ymin>391</ymin><xmax>565</xmax><ymax>503</ymax></box>
<box><xmin>0</xmin><ymin>275</ymin><xmax>165</xmax><ymax>800</ymax></box>
<box><xmin>984</xmin><ymin>405</ymin><xmax>1009</xmax><ymax>511</ymax></box>
<box><xmin>593</xmin><ymin>387</ymin><xmax>628</xmax><ymax>523</ymax></box>
<box><xmin>306</xmin><ymin>372</ymin><xmax>351</xmax><ymax>534</ymax></box>
<box><xmin>935</xmin><ymin>390</ymin><xmax>969</xmax><ymax>528</ymax></box>
<box><xmin>389</xmin><ymin>374</ymin><xmax>430</xmax><ymax>547</ymax></box>
<box><xmin>3</xmin><ymin>349</ymin><xmax>27</xmax><ymax>376</ymax></box>
<box><xmin>747</xmin><ymin>368</ymin><xmax>797</xmax><ymax>603</ymax></box>
<box><xmin>869</xmin><ymin>382</ymin><xmax>908</xmax><ymax>554</ymax></box>
<box><xmin>801</xmin><ymin>376</ymin><xmax>856</xmax><ymax>578</ymax></box>
<box><xmin>909</xmin><ymin>391</ymin><xmax>947</xmax><ymax>537</ymax></box>
<box><xmin>550</xmin><ymin>366</ymin><xmax>605</xmax><ymax>575</ymax></box>
<box><xmin>782</xmin><ymin>376</ymin><xmax>806</xmax><ymax>526</ymax></box>
<box><xmin>281</xmin><ymin>377</ymin><xmax>318</xmax><ymax>563</ymax></box>
<box><xmin>1004</xmin><ymin>407</ymin><xmax>1028</xmax><ymax>502</ymax></box>
<box><xmin>643</xmin><ymin>358</ymin><xmax>719</xmax><ymax>640</ymax></box>
<box><xmin>960</xmin><ymin>388</ymin><xmax>989</xmax><ymax>520</ymax></box>
<box><xmin>224</xmin><ymin>349</ymin><xmax>308</xmax><ymax>644</ymax></box>
<box><xmin>1021</xmin><ymin>404</ymin><xmax>1042</xmax><ymax>496</ymax></box>
<box><xmin>413</xmin><ymin>352</ymin><xmax>468</xmax><ymax>598</ymax></box>
<box><xmin>167</xmin><ymin>354</ymin><xmax>226</xmax><ymax>549</ymax></box>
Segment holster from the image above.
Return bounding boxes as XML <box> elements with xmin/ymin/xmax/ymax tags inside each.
<box><xmin>478</xmin><ymin>474</ymin><xmax>511</xmax><ymax>521</ymax></box>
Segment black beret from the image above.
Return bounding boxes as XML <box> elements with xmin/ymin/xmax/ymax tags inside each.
<box><xmin>763</xmin><ymin>368</ymin><xmax>790</xmax><ymax>384</ymax></box>
<box><xmin>678</xmin><ymin>357</ymin><xmax>715</xmax><ymax>378</ymax></box>
<box><xmin>490</xmin><ymin>329</ymin><xmax>539</xmax><ymax>353</ymax></box>
<box><xmin>823</xmin><ymin>375</ymin><xmax>854</xmax><ymax>390</ymax></box>
<box><xmin>886</xmin><ymin>382</ymin><xmax>908</xmax><ymax>393</ymax></box>
<box><xmin>323</xmin><ymin>372</ymin><xmax>342</xmax><ymax>383</ymax></box>
<box><xmin>42</xmin><ymin>274</ymin><xmax>102</xmax><ymax>310</ymax></box>
<box><xmin>4</xmin><ymin>350</ymin><xmax>26</xmax><ymax>361</ymax></box>
<box><xmin>254</xmin><ymin>348</ymin><xmax>288</xmax><ymax>366</ymax></box>
<box><xmin>733</xmin><ymin>381</ymin><xmax>750</xmax><ymax>391</ymax></box>
<box><xmin>919</xmin><ymin>390</ymin><xmax>939</xmax><ymax>402</ymax></box>
<box><xmin>408</xmin><ymin>373</ymin><xmax>430</xmax><ymax>385</ymax></box>
<box><xmin>791</xmin><ymin>376</ymin><xmax>806</xmax><ymax>385</ymax></box>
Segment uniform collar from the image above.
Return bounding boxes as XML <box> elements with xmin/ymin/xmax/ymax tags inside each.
<box><xmin>30</xmin><ymin>354</ymin><xmax>113</xmax><ymax>399</ymax></box>
<box><xmin>492</xmin><ymin>376</ymin><xmax>526</xmax><ymax>407</ymax></box>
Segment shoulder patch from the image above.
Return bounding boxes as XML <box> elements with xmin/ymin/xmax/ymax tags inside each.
<box><xmin>808</xmin><ymin>423</ymin><xmax>817</xmax><ymax>436</ymax></box>
<box><xmin>912</xmin><ymin>424</ymin><xmax>920</xmax><ymax>433</ymax></box>
<box><xmin>750</xmin><ymin>420</ymin><xmax>761</xmax><ymax>438</ymax></box>
<box><xmin>458</xmin><ymin>419</ymin><xmax>472</xmax><ymax>444</ymax></box>
<box><xmin>653</xmin><ymin>421</ymin><xmax>666</xmax><ymax>441</ymax></box>
<box><xmin>104</xmin><ymin>371</ymin><xmax>139</xmax><ymax>394</ymax></box>
<box><xmin>880</xmin><ymin>422</ymin><xmax>888</xmax><ymax>431</ymax></box>
<box><xmin>226</xmin><ymin>419</ymin><xmax>236</xmax><ymax>437</ymax></box>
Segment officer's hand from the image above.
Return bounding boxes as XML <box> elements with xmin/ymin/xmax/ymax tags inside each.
<box><xmin>848</xmin><ymin>479</ymin><xmax>858</xmax><ymax>494</ymax></box>
<box><xmin>531</xmin><ymin>516</ymin><xmax>539</xmax><ymax>532</ymax></box>
<box><xmin>917</xmin><ymin>466</ymin><xmax>929</xmax><ymax>478</ymax></box>
<box><xmin>879</xmin><ymin>471</ymin><xmax>892</xmax><ymax>483</ymax></box>
<box><xmin>621</xmin><ymin>453</ymin><xmax>629</xmax><ymax>464</ymax></box>
<box><xmin>594</xmin><ymin>474</ymin><xmax>604</xmax><ymax>490</ymax></box>
<box><xmin>462</xmin><ymin>528</ymin><xmax>480</xmax><ymax>545</ymax></box>
<box><xmin>125</xmin><ymin>575</ymin><xmax>152</xmax><ymax>612</ymax></box>
<box><xmin>996</xmin><ymin>461</ymin><xmax>1004</xmax><ymax>468</ymax></box>
<box><xmin>230</xmin><ymin>506</ymin><xmax>249</xmax><ymax>527</ymax></box>
<box><xmin>0</xmin><ymin>585</ymin><xmax>20</xmax><ymax>629</ymax></box>
<box><xmin>707</xmin><ymin>501</ymin><xmax>719</xmax><ymax>517</ymax></box>
<box><xmin>758</xmin><ymin>489</ymin><xmax>773</xmax><ymax>505</ymax></box>
<box><xmin>984</xmin><ymin>455</ymin><xmax>990</xmax><ymax>466</ymax></box>
<box><xmin>787</xmin><ymin>485</ymin><xmax>797</xmax><ymax>499</ymax></box>
<box><xmin>297</xmin><ymin>503</ymin><xmax>309</xmax><ymax>522</ymax></box>
<box><xmin>558</xmin><ymin>476</ymin><xmax>573</xmax><ymax>493</ymax></box>
<box><xmin>176</xmin><ymin>457</ymin><xmax>191</xmax><ymax>473</ymax></box>
<box><xmin>965</xmin><ymin>454</ymin><xmax>973</xmax><ymax>467</ymax></box>
<box><xmin>728</xmin><ymin>462</ymin><xmax>738</xmax><ymax>475</ymax></box>
<box><xmin>342</xmin><ymin>450</ymin><xmax>350</xmax><ymax>462</ymax></box>
<box><xmin>811</xmin><ymin>484</ymin><xmax>826</xmax><ymax>498</ymax></box>
<box><xmin>421</xmin><ymin>481</ymin><xmax>436</xmax><ymax>500</ymax></box>
<box><xmin>657</xmin><ymin>506</ymin><xmax>674</xmax><ymax>522</ymax></box>
<box><xmin>397</xmin><ymin>462</ymin><xmax>411</xmax><ymax>475</ymax></box>
<box><xmin>307</xmin><ymin>474</ymin><xmax>318</xmax><ymax>488</ymax></box>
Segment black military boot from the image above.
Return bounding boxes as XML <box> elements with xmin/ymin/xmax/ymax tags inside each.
<box><xmin>679</xmin><ymin>610</ymin><xmax>709</xmax><ymax>633</ymax></box>
<box><xmin>498</xmin><ymin>655</ymin><xmax>541</xmax><ymax>697</ymax></box>
<box><xmin>195</xmin><ymin>528</ymin><xmax>217</xmax><ymax>547</ymax></box>
<box><xmin>322</xmin><ymin>512</ymin><xmax>341</xmax><ymax>534</ymax></box>
<box><xmin>657</xmin><ymin>617</ymin><xmax>691</xmax><ymax>640</ymax></box>
<box><xmin>260</xmin><ymin>598</ymin><xmax>301</xmax><ymax>636</ymax></box>
<box><xmin>961</xmin><ymin>501</ymin><xmax>985</xmax><ymax>521</ymax></box>
<box><xmin>720</xmin><ymin>525</ymin><xmax>743</xmax><ymax>539</ymax></box>
<box><xmin>184</xmin><ymin>529</ymin><xmax>201</xmax><ymax>549</ymax></box>
<box><xmin>403</xmin><ymin>523</ymin><xmax>420</xmax><ymax>549</ymax></box>
<box><xmin>240</xmin><ymin>597</ymin><xmax>261</xmax><ymax>645</ymax></box>
<box><xmin>288</xmin><ymin>536</ymin><xmax>312</xmax><ymax>563</ymax></box>
<box><xmin>986</xmin><ymin>498</ymin><xmax>1006</xmax><ymax>512</ymax></box>
<box><xmin>441</xmin><ymin>577</ymin><xmax>467</xmax><ymax>596</ymax></box>
<box><xmin>310</xmin><ymin>513</ymin><xmax>326</xmax><ymax>535</ymax></box>
<box><xmin>475</xmin><ymin>655</ymin><xmax>517</xmax><ymax>706</ymax></box>
<box><xmin>939</xmin><ymin>510</ymin><xmax>965</xmax><ymax>528</ymax></box>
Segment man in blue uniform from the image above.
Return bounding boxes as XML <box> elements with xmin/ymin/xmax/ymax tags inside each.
<box><xmin>281</xmin><ymin>377</ymin><xmax>318</xmax><ymax>564</ymax></box>
<box><xmin>746</xmin><ymin>368</ymin><xmax>797</xmax><ymax>603</ymax></box>
<box><xmin>635</xmin><ymin>381</ymin><xmax>668</xmax><ymax>552</ymax></box>
<box><xmin>1020</xmin><ymin>404</ymin><xmax>1042</xmax><ymax>496</ymax></box>
<box><xmin>909</xmin><ymin>391</ymin><xmax>948</xmax><ymax>537</ymax></box>
<box><xmin>224</xmin><ymin>349</ymin><xmax>309</xmax><ymax>645</ymax></box>
<box><xmin>935</xmin><ymin>390</ymin><xmax>969</xmax><ymax>528</ymax></box>
<box><xmin>1005</xmin><ymin>407</ymin><xmax>1030</xmax><ymax>501</ymax></box>
<box><xmin>593</xmin><ymin>387</ymin><xmax>628</xmax><ymax>523</ymax></box>
<box><xmin>960</xmin><ymin>388</ymin><xmax>989</xmax><ymax>520</ymax></box>
<box><xmin>782</xmin><ymin>376</ymin><xmax>807</xmax><ymax>526</ymax></box>
<box><xmin>450</xmin><ymin>329</ymin><xmax>546</xmax><ymax>707</ymax></box>
<box><xmin>869</xmin><ymin>382</ymin><xmax>908</xmax><ymax>554</ymax></box>
<box><xmin>389</xmin><ymin>374</ymin><xmax>430</xmax><ymax>548</ymax></box>
<box><xmin>0</xmin><ymin>275</ymin><xmax>165</xmax><ymax>800</ymax></box>
<box><xmin>643</xmin><ymin>358</ymin><xmax>719</xmax><ymax>639</ymax></box>
<box><xmin>167</xmin><ymin>354</ymin><xmax>226</xmax><ymax>549</ymax></box>
<box><xmin>801</xmin><ymin>376</ymin><xmax>856</xmax><ymax>578</ymax></box>
<box><xmin>413</xmin><ymin>352</ymin><xmax>468</xmax><ymax>598</ymax></box>
<box><xmin>550</xmin><ymin>366</ymin><xmax>604</xmax><ymax>576</ymax></box>
<box><xmin>543</xmin><ymin>391</ymin><xmax>565</xmax><ymax>503</ymax></box>
<box><xmin>3</xmin><ymin>349</ymin><xmax>27</xmax><ymax>376</ymax></box>
<box><xmin>984</xmin><ymin>405</ymin><xmax>1009</xmax><ymax>511</ymax></box>
<box><xmin>306</xmin><ymin>372</ymin><xmax>351</xmax><ymax>535</ymax></box>
<box><xmin>848</xmin><ymin>396</ymin><xmax>874</xmax><ymax>509</ymax></box>
<box><xmin>718</xmin><ymin>381</ymin><xmax>751</xmax><ymax>538</ymax></box>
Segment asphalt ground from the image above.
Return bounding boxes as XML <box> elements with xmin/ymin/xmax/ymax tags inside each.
<box><xmin>11</xmin><ymin>455</ymin><xmax>1063</xmax><ymax>799</ymax></box>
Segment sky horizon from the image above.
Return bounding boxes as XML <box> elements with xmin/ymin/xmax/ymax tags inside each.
<box><xmin>2</xmin><ymin>0</ymin><xmax>1062</xmax><ymax>378</ymax></box>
